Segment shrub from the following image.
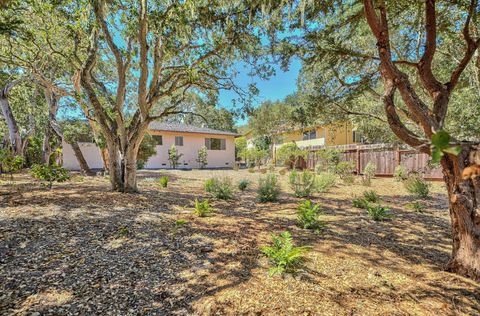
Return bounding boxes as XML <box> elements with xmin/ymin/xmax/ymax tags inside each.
<box><xmin>404</xmin><ymin>175</ymin><xmax>430</xmax><ymax>198</ymax></box>
<box><xmin>168</xmin><ymin>145</ymin><xmax>183</xmax><ymax>169</ymax></box>
<box><xmin>0</xmin><ymin>148</ymin><xmax>24</xmax><ymax>180</ymax></box>
<box><xmin>316</xmin><ymin>148</ymin><xmax>342</xmax><ymax>173</ymax></box>
<box><xmin>289</xmin><ymin>170</ymin><xmax>316</xmax><ymax>198</ymax></box>
<box><xmin>257</xmin><ymin>173</ymin><xmax>280</xmax><ymax>202</ymax></box>
<box><xmin>363</xmin><ymin>190</ymin><xmax>380</xmax><ymax>203</ymax></box>
<box><xmin>366</xmin><ymin>204</ymin><xmax>391</xmax><ymax>221</ymax></box>
<box><xmin>315</xmin><ymin>172</ymin><xmax>336</xmax><ymax>193</ymax></box>
<box><xmin>204</xmin><ymin>177</ymin><xmax>233</xmax><ymax>200</ymax></box>
<box><xmin>361</xmin><ymin>162</ymin><xmax>376</xmax><ymax>186</ymax></box>
<box><xmin>394</xmin><ymin>165</ymin><xmax>408</xmax><ymax>181</ymax></box>
<box><xmin>30</xmin><ymin>163</ymin><xmax>69</xmax><ymax>188</ymax></box>
<box><xmin>137</xmin><ymin>134</ymin><xmax>157</xmax><ymax>169</ymax></box>
<box><xmin>238</xmin><ymin>179</ymin><xmax>249</xmax><ymax>191</ymax></box>
<box><xmin>335</xmin><ymin>161</ymin><xmax>356</xmax><ymax>184</ymax></box>
<box><xmin>260</xmin><ymin>231</ymin><xmax>310</xmax><ymax>276</ymax></box>
<box><xmin>276</xmin><ymin>143</ymin><xmax>308</xmax><ymax>168</ymax></box>
<box><xmin>159</xmin><ymin>176</ymin><xmax>168</xmax><ymax>188</ymax></box>
<box><xmin>407</xmin><ymin>201</ymin><xmax>426</xmax><ymax>212</ymax></box>
<box><xmin>196</xmin><ymin>146</ymin><xmax>208</xmax><ymax>169</ymax></box>
<box><xmin>297</xmin><ymin>200</ymin><xmax>325</xmax><ymax>231</ymax></box>
<box><xmin>194</xmin><ymin>198</ymin><xmax>213</xmax><ymax>217</ymax></box>
<box><xmin>352</xmin><ymin>197</ymin><xmax>369</xmax><ymax>209</ymax></box>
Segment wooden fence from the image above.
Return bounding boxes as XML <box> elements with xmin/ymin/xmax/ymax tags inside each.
<box><xmin>305</xmin><ymin>143</ymin><xmax>444</xmax><ymax>181</ymax></box>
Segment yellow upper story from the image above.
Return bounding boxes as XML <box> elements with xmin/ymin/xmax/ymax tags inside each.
<box><xmin>245</xmin><ymin>121</ymin><xmax>361</xmax><ymax>149</ymax></box>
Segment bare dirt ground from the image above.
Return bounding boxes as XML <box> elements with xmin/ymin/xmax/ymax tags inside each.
<box><xmin>1</xmin><ymin>169</ymin><xmax>479</xmax><ymax>315</ymax></box>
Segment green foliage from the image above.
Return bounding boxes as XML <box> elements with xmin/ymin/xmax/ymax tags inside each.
<box><xmin>352</xmin><ymin>197</ymin><xmax>369</xmax><ymax>209</ymax></box>
<box><xmin>316</xmin><ymin>148</ymin><xmax>342</xmax><ymax>173</ymax></box>
<box><xmin>0</xmin><ymin>148</ymin><xmax>24</xmax><ymax>178</ymax></box>
<box><xmin>238</xmin><ymin>179</ymin><xmax>249</xmax><ymax>191</ymax></box>
<box><xmin>335</xmin><ymin>161</ymin><xmax>356</xmax><ymax>184</ymax></box>
<box><xmin>366</xmin><ymin>204</ymin><xmax>391</xmax><ymax>222</ymax></box>
<box><xmin>404</xmin><ymin>175</ymin><xmax>430</xmax><ymax>198</ymax></box>
<box><xmin>168</xmin><ymin>145</ymin><xmax>183</xmax><ymax>169</ymax></box>
<box><xmin>196</xmin><ymin>146</ymin><xmax>208</xmax><ymax>169</ymax></box>
<box><xmin>363</xmin><ymin>190</ymin><xmax>381</xmax><ymax>203</ymax></box>
<box><xmin>430</xmin><ymin>130</ymin><xmax>461</xmax><ymax>164</ymax></box>
<box><xmin>289</xmin><ymin>169</ymin><xmax>316</xmax><ymax>198</ymax></box>
<box><xmin>297</xmin><ymin>200</ymin><xmax>325</xmax><ymax>231</ymax></box>
<box><xmin>260</xmin><ymin>231</ymin><xmax>310</xmax><ymax>276</ymax></box>
<box><xmin>159</xmin><ymin>176</ymin><xmax>168</xmax><ymax>188</ymax></box>
<box><xmin>194</xmin><ymin>198</ymin><xmax>213</xmax><ymax>217</ymax></box>
<box><xmin>174</xmin><ymin>219</ymin><xmax>188</xmax><ymax>227</ymax></box>
<box><xmin>406</xmin><ymin>201</ymin><xmax>426</xmax><ymax>212</ymax></box>
<box><xmin>315</xmin><ymin>172</ymin><xmax>336</xmax><ymax>193</ymax></box>
<box><xmin>117</xmin><ymin>226</ymin><xmax>130</xmax><ymax>238</ymax></box>
<box><xmin>243</xmin><ymin>147</ymin><xmax>269</xmax><ymax>168</ymax></box>
<box><xmin>393</xmin><ymin>165</ymin><xmax>408</xmax><ymax>181</ymax></box>
<box><xmin>25</xmin><ymin>136</ymin><xmax>43</xmax><ymax>166</ymax></box>
<box><xmin>235</xmin><ymin>136</ymin><xmax>247</xmax><ymax>160</ymax></box>
<box><xmin>276</xmin><ymin>143</ymin><xmax>307</xmax><ymax>167</ymax></box>
<box><xmin>30</xmin><ymin>163</ymin><xmax>69</xmax><ymax>188</ymax></box>
<box><xmin>204</xmin><ymin>177</ymin><xmax>233</xmax><ymax>200</ymax></box>
<box><xmin>361</xmin><ymin>162</ymin><xmax>376</xmax><ymax>186</ymax></box>
<box><xmin>137</xmin><ymin>134</ymin><xmax>157</xmax><ymax>169</ymax></box>
<box><xmin>257</xmin><ymin>173</ymin><xmax>280</xmax><ymax>202</ymax></box>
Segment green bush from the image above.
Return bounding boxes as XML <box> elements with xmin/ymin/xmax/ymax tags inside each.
<box><xmin>168</xmin><ymin>145</ymin><xmax>183</xmax><ymax>169</ymax></box>
<box><xmin>276</xmin><ymin>143</ymin><xmax>308</xmax><ymax>167</ymax></box>
<box><xmin>315</xmin><ymin>172</ymin><xmax>336</xmax><ymax>193</ymax></box>
<box><xmin>260</xmin><ymin>231</ymin><xmax>310</xmax><ymax>276</ymax></box>
<box><xmin>196</xmin><ymin>146</ymin><xmax>208</xmax><ymax>169</ymax></box>
<box><xmin>159</xmin><ymin>176</ymin><xmax>168</xmax><ymax>188</ymax></box>
<box><xmin>30</xmin><ymin>163</ymin><xmax>69</xmax><ymax>188</ymax></box>
<box><xmin>137</xmin><ymin>133</ymin><xmax>157</xmax><ymax>169</ymax></box>
<box><xmin>366</xmin><ymin>204</ymin><xmax>391</xmax><ymax>221</ymax></box>
<box><xmin>406</xmin><ymin>201</ymin><xmax>426</xmax><ymax>212</ymax></box>
<box><xmin>238</xmin><ymin>179</ymin><xmax>249</xmax><ymax>191</ymax></box>
<box><xmin>257</xmin><ymin>173</ymin><xmax>280</xmax><ymax>202</ymax></box>
<box><xmin>289</xmin><ymin>169</ymin><xmax>316</xmax><ymax>198</ymax></box>
<box><xmin>0</xmin><ymin>149</ymin><xmax>24</xmax><ymax>179</ymax></box>
<box><xmin>352</xmin><ymin>197</ymin><xmax>369</xmax><ymax>209</ymax></box>
<box><xmin>363</xmin><ymin>190</ymin><xmax>380</xmax><ymax>203</ymax></box>
<box><xmin>204</xmin><ymin>177</ymin><xmax>234</xmax><ymax>200</ymax></box>
<box><xmin>394</xmin><ymin>165</ymin><xmax>408</xmax><ymax>181</ymax></box>
<box><xmin>316</xmin><ymin>148</ymin><xmax>342</xmax><ymax>173</ymax></box>
<box><xmin>404</xmin><ymin>175</ymin><xmax>430</xmax><ymax>198</ymax></box>
<box><xmin>335</xmin><ymin>161</ymin><xmax>356</xmax><ymax>184</ymax></box>
<box><xmin>361</xmin><ymin>162</ymin><xmax>376</xmax><ymax>186</ymax></box>
<box><xmin>194</xmin><ymin>198</ymin><xmax>213</xmax><ymax>217</ymax></box>
<box><xmin>297</xmin><ymin>200</ymin><xmax>325</xmax><ymax>231</ymax></box>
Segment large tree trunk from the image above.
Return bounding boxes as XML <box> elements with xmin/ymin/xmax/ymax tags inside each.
<box><xmin>106</xmin><ymin>140</ymin><xmax>124</xmax><ymax>191</ymax></box>
<box><xmin>441</xmin><ymin>147</ymin><xmax>480</xmax><ymax>281</ymax></box>
<box><xmin>0</xmin><ymin>85</ymin><xmax>23</xmax><ymax>155</ymax></box>
<box><xmin>70</xmin><ymin>142</ymin><xmax>94</xmax><ymax>176</ymax></box>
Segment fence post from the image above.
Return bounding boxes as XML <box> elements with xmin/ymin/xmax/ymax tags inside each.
<box><xmin>395</xmin><ymin>147</ymin><xmax>401</xmax><ymax>167</ymax></box>
<box><xmin>356</xmin><ymin>148</ymin><xmax>361</xmax><ymax>174</ymax></box>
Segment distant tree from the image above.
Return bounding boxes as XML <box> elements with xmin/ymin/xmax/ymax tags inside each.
<box><xmin>168</xmin><ymin>145</ymin><xmax>183</xmax><ymax>169</ymax></box>
<box><xmin>196</xmin><ymin>146</ymin><xmax>208</xmax><ymax>169</ymax></box>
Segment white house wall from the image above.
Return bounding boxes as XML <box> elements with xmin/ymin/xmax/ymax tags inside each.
<box><xmin>62</xmin><ymin>141</ymin><xmax>104</xmax><ymax>170</ymax></box>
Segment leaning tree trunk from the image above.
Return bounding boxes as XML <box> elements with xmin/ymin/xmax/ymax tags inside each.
<box><xmin>70</xmin><ymin>142</ymin><xmax>94</xmax><ymax>176</ymax></box>
<box><xmin>0</xmin><ymin>89</ymin><xmax>23</xmax><ymax>155</ymax></box>
<box><xmin>441</xmin><ymin>146</ymin><xmax>480</xmax><ymax>281</ymax></box>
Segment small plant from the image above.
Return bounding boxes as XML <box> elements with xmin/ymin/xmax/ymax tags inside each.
<box><xmin>335</xmin><ymin>161</ymin><xmax>356</xmax><ymax>184</ymax></box>
<box><xmin>159</xmin><ymin>176</ymin><xmax>169</xmax><ymax>188</ymax></box>
<box><xmin>289</xmin><ymin>170</ymin><xmax>316</xmax><ymax>198</ymax></box>
<box><xmin>406</xmin><ymin>201</ymin><xmax>426</xmax><ymax>212</ymax></box>
<box><xmin>366</xmin><ymin>204</ymin><xmax>391</xmax><ymax>221</ymax></box>
<box><xmin>260</xmin><ymin>231</ymin><xmax>310</xmax><ymax>276</ymax></box>
<box><xmin>361</xmin><ymin>162</ymin><xmax>376</xmax><ymax>186</ymax></box>
<box><xmin>248</xmin><ymin>167</ymin><xmax>255</xmax><ymax>173</ymax></box>
<box><xmin>315</xmin><ymin>172</ymin><xmax>336</xmax><ymax>193</ymax></box>
<box><xmin>194</xmin><ymin>198</ymin><xmax>213</xmax><ymax>217</ymax></box>
<box><xmin>117</xmin><ymin>226</ymin><xmax>130</xmax><ymax>238</ymax></box>
<box><xmin>168</xmin><ymin>145</ymin><xmax>183</xmax><ymax>169</ymax></box>
<box><xmin>30</xmin><ymin>163</ymin><xmax>69</xmax><ymax>188</ymax></box>
<box><xmin>257</xmin><ymin>173</ymin><xmax>280</xmax><ymax>202</ymax></box>
<box><xmin>238</xmin><ymin>179</ymin><xmax>249</xmax><ymax>191</ymax></box>
<box><xmin>196</xmin><ymin>146</ymin><xmax>208</xmax><ymax>169</ymax></box>
<box><xmin>363</xmin><ymin>190</ymin><xmax>380</xmax><ymax>203</ymax></box>
<box><xmin>204</xmin><ymin>177</ymin><xmax>233</xmax><ymax>200</ymax></box>
<box><xmin>297</xmin><ymin>200</ymin><xmax>325</xmax><ymax>231</ymax></box>
<box><xmin>352</xmin><ymin>197</ymin><xmax>369</xmax><ymax>209</ymax></box>
<box><xmin>0</xmin><ymin>148</ymin><xmax>24</xmax><ymax>180</ymax></box>
<box><xmin>174</xmin><ymin>219</ymin><xmax>188</xmax><ymax>227</ymax></box>
<box><xmin>394</xmin><ymin>165</ymin><xmax>408</xmax><ymax>181</ymax></box>
<box><xmin>404</xmin><ymin>175</ymin><xmax>430</xmax><ymax>198</ymax></box>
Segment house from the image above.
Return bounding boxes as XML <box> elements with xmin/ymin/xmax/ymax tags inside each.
<box><xmin>62</xmin><ymin>122</ymin><xmax>238</xmax><ymax>170</ymax></box>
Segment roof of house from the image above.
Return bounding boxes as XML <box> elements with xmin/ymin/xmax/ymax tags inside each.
<box><xmin>149</xmin><ymin>122</ymin><xmax>239</xmax><ymax>136</ymax></box>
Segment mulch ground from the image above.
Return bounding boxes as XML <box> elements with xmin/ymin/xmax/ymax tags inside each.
<box><xmin>0</xmin><ymin>170</ymin><xmax>479</xmax><ymax>315</ymax></box>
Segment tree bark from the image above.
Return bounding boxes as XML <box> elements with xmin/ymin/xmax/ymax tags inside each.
<box><xmin>441</xmin><ymin>146</ymin><xmax>480</xmax><ymax>281</ymax></box>
<box><xmin>105</xmin><ymin>140</ymin><xmax>124</xmax><ymax>191</ymax></box>
<box><xmin>70</xmin><ymin>142</ymin><xmax>94</xmax><ymax>176</ymax></box>
<box><xmin>0</xmin><ymin>81</ymin><xmax>23</xmax><ymax>155</ymax></box>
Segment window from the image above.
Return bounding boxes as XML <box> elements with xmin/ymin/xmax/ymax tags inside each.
<box><xmin>205</xmin><ymin>138</ymin><xmax>226</xmax><ymax>150</ymax></box>
<box><xmin>303</xmin><ymin>130</ymin><xmax>317</xmax><ymax>140</ymax></box>
<box><xmin>352</xmin><ymin>130</ymin><xmax>363</xmax><ymax>143</ymax></box>
<box><xmin>152</xmin><ymin>135</ymin><xmax>163</xmax><ymax>146</ymax></box>
<box><xmin>175</xmin><ymin>136</ymin><xmax>183</xmax><ymax>146</ymax></box>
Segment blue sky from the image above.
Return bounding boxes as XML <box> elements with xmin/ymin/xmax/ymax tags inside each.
<box><xmin>219</xmin><ymin>58</ymin><xmax>301</xmax><ymax>125</ymax></box>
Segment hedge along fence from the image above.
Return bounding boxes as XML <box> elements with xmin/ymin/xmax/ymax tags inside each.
<box><xmin>304</xmin><ymin>143</ymin><xmax>443</xmax><ymax>181</ymax></box>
